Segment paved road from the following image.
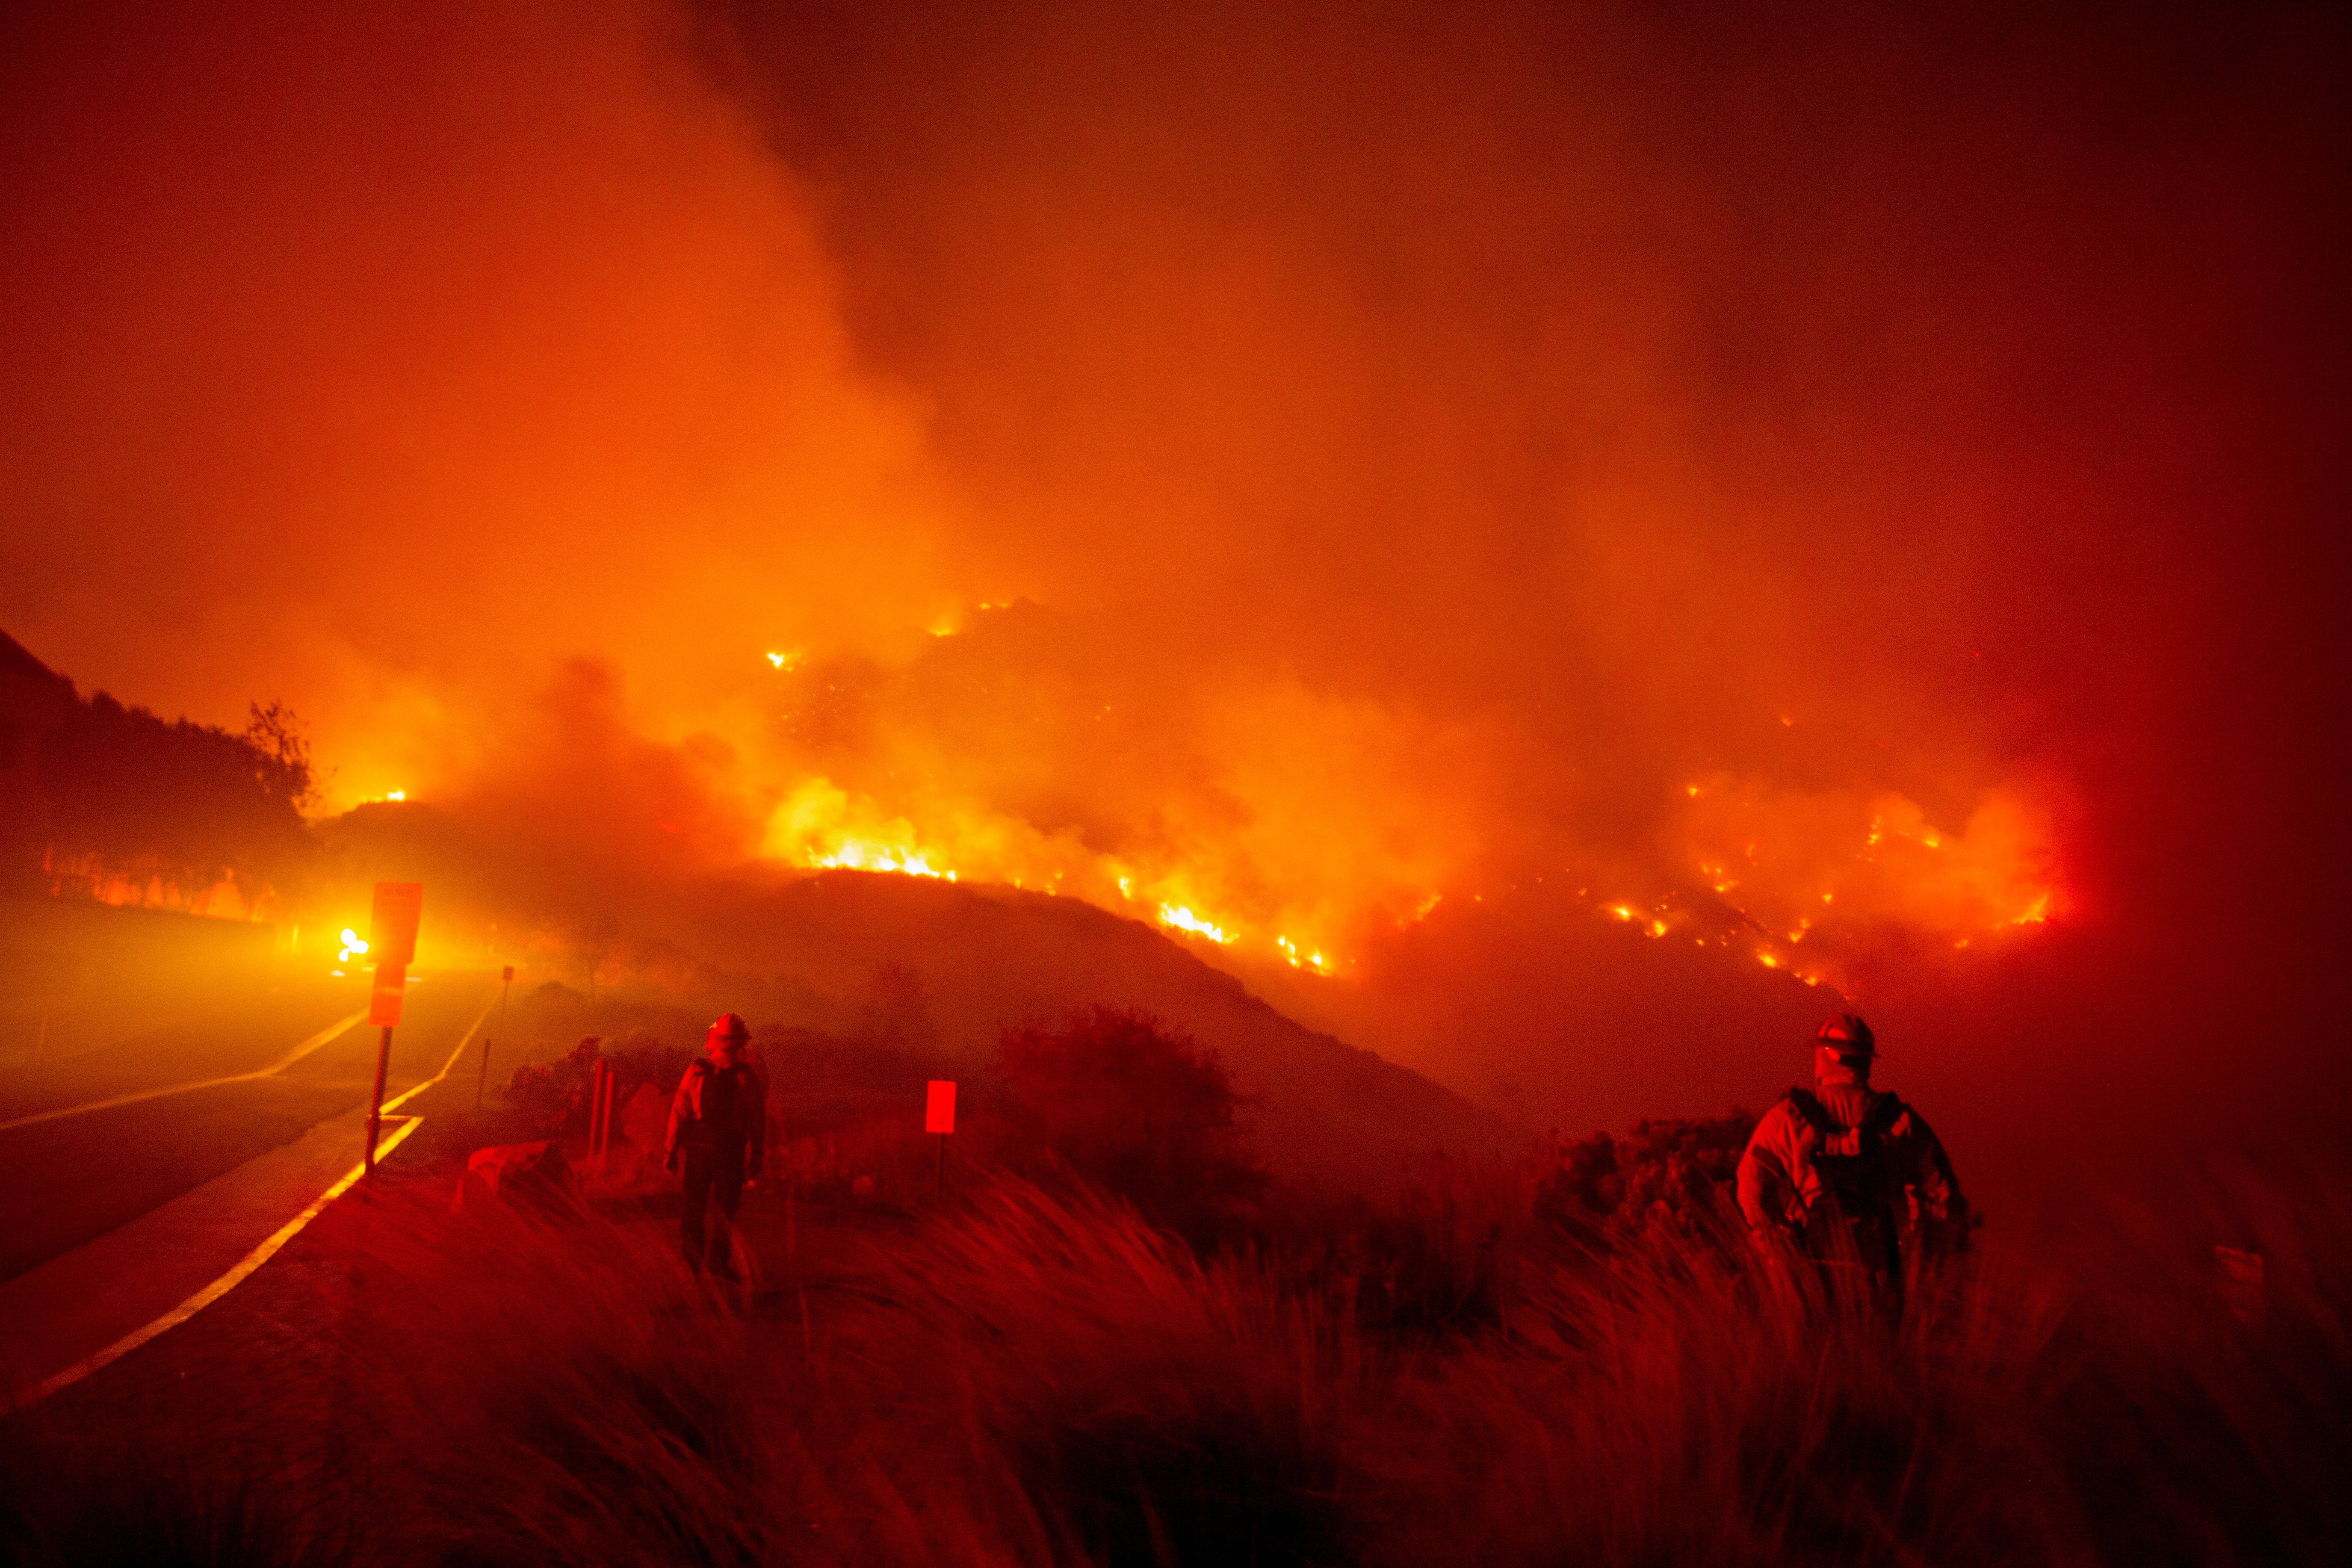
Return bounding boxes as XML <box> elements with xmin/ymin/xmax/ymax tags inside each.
<box><xmin>0</xmin><ymin>974</ymin><xmax>375</xmax><ymax>1123</ymax></box>
<box><xmin>0</xmin><ymin>972</ymin><xmax>493</xmax><ymax>1282</ymax></box>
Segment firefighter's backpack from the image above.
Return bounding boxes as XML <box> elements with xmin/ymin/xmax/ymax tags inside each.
<box><xmin>1783</xmin><ymin>1086</ymin><xmax>1907</xmax><ymax>1217</ymax></box>
<box><xmin>677</xmin><ymin>1059</ymin><xmax>752</xmax><ymax>1144</ymax></box>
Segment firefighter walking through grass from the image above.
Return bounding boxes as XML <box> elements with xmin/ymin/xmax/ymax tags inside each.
<box><xmin>666</xmin><ymin>1012</ymin><xmax>767</xmax><ymax>1278</ymax></box>
<box><xmin>1737</xmin><ymin>1014</ymin><xmax>1968</xmax><ymax>1311</ymax></box>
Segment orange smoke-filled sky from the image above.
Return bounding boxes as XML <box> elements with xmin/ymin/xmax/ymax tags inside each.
<box><xmin>4</xmin><ymin>0</ymin><xmax>2346</xmax><ymax>1170</ymax></box>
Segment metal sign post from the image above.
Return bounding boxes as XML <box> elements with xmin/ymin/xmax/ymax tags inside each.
<box><xmin>361</xmin><ymin>883</ymin><xmax>423</xmax><ymax>1174</ymax></box>
<box><xmin>363</xmin><ymin>965</ymin><xmax>403</xmax><ymax>1171</ymax></box>
<box><xmin>474</xmin><ymin>966</ymin><xmax>513</xmax><ymax>1111</ymax></box>
<box><xmin>925</xmin><ymin>1080</ymin><xmax>957</xmax><ymax>1198</ymax></box>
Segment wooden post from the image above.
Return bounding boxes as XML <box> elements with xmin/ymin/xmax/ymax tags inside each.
<box><xmin>475</xmin><ymin>1038</ymin><xmax>492</xmax><ymax>1109</ymax></box>
<box><xmin>364</xmin><ymin>1025</ymin><xmax>394</xmax><ymax>1172</ymax></box>
<box><xmin>597</xmin><ymin>1062</ymin><xmax>614</xmax><ymax>1172</ymax></box>
<box><xmin>588</xmin><ymin>1061</ymin><xmax>607</xmax><ymax>1174</ymax></box>
<box><xmin>937</xmin><ymin>1131</ymin><xmax>947</xmax><ymax>1198</ymax></box>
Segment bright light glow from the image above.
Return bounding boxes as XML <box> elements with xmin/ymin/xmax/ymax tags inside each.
<box><xmin>1160</xmin><ymin>904</ymin><xmax>1234</xmax><ymax>943</ymax></box>
<box><xmin>765</xmin><ymin>649</ymin><xmax>804</xmax><ymax>670</ymax></box>
<box><xmin>385</xmin><ymin>790</ymin><xmax>406</xmax><ymax>802</ymax></box>
<box><xmin>1276</xmin><ymin>935</ymin><xmax>1333</xmax><ymax>973</ymax></box>
<box><xmin>815</xmin><ymin>842</ymin><xmax>956</xmax><ymax>880</ymax></box>
<box><xmin>337</xmin><ymin>927</ymin><xmax>369</xmax><ymax>962</ymax></box>
<box><xmin>763</xmin><ymin>778</ymin><xmax>960</xmax><ymax>882</ymax></box>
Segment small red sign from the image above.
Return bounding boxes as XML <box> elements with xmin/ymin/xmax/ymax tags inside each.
<box><xmin>369</xmin><ymin>963</ymin><xmax>406</xmax><ymax>1028</ymax></box>
<box><xmin>370</xmin><ymin>882</ymin><xmax>424</xmax><ymax>967</ymax></box>
<box><xmin>501</xmin><ymin>964</ymin><xmax>515</xmax><ymax>983</ymax></box>
<box><xmin>925</xmin><ymin>1080</ymin><xmax>957</xmax><ymax>1135</ymax></box>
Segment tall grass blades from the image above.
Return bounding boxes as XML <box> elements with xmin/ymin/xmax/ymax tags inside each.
<box><xmin>4</xmin><ymin>1152</ymin><xmax>2345</xmax><ymax>1566</ymax></box>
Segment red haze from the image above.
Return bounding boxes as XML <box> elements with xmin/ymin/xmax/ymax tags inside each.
<box><xmin>4</xmin><ymin>0</ymin><xmax>2347</xmax><ymax>1220</ymax></box>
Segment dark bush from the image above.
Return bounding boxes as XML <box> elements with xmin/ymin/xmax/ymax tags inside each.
<box><xmin>1534</xmin><ymin>1107</ymin><xmax>1759</xmax><ymax>1259</ymax></box>
<box><xmin>997</xmin><ymin>1007</ymin><xmax>1268</xmax><ymax>1249</ymax></box>
<box><xmin>603</xmin><ymin>1034</ymin><xmax>692</xmax><ymax>1097</ymax></box>
<box><xmin>504</xmin><ymin>1037</ymin><xmax>606</xmax><ymax>1138</ymax></box>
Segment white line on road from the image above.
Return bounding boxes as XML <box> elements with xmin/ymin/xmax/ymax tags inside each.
<box><xmin>20</xmin><ymin>1115</ymin><xmax>427</xmax><ymax>1408</ymax></box>
<box><xmin>382</xmin><ymin>988</ymin><xmax>501</xmax><ymax>1114</ymax></box>
<box><xmin>9</xmin><ymin>982</ymin><xmax>503</xmax><ymax>1410</ymax></box>
<box><xmin>0</xmin><ymin>1011</ymin><xmax>369</xmax><ymax>1134</ymax></box>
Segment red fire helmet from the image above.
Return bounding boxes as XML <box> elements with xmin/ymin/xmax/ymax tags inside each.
<box><xmin>708</xmin><ymin>1012</ymin><xmax>752</xmax><ymax>1045</ymax></box>
<box><xmin>1816</xmin><ymin>1013</ymin><xmax>1877</xmax><ymax>1057</ymax></box>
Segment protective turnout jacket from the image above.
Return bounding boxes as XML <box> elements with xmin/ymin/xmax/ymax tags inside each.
<box><xmin>1736</xmin><ymin>1069</ymin><xmax>1963</xmax><ymax>1253</ymax></box>
<box><xmin>665</xmin><ymin>1056</ymin><xmax>766</xmax><ymax>1167</ymax></box>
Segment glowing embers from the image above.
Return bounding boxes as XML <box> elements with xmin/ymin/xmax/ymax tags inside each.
<box><xmin>759</xmin><ymin>774</ymin><xmax>1362</xmax><ymax>970</ymax></box>
<box><xmin>764</xmin><ymin>649</ymin><xmax>805</xmax><ymax>671</ymax></box>
<box><xmin>1276</xmin><ymin>936</ymin><xmax>1331</xmax><ymax>973</ymax></box>
<box><xmin>815</xmin><ymin>842</ymin><xmax>956</xmax><ymax>880</ymax></box>
<box><xmin>764</xmin><ymin>777</ymin><xmax>961</xmax><ymax>883</ymax></box>
<box><xmin>1158</xmin><ymin>904</ymin><xmax>1234</xmax><ymax>944</ymax></box>
<box><xmin>1586</xmin><ymin>773</ymin><xmax>2064</xmax><ymax>989</ymax></box>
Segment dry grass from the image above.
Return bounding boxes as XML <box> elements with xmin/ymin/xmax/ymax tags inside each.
<box><xmin>4</xmin><ymin>1156</ymin><xmax>2346</xmax><ymax>1567</ymax></box>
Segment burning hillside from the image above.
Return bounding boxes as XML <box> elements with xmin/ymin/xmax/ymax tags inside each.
<box><xmin>746</xmin><ymin>603</ymin><xmax>2065</xmax><ymax>999</ymax></box>
<box><xmin>2</xmin><ymin>0</ymin><xmax>2346</xmax><ymax>1185</ymax></box>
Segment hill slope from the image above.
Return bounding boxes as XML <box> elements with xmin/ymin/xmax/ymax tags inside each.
<box><xmin>664</xmin><ymin>870</ymin><xmax>1524</xmax><ymax>1192</ymax></box>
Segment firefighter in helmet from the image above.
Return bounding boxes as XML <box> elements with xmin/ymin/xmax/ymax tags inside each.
<box><xmin>665</xmin><ymin>1012</ymin><xmax>767</xmax><ymax>1278</ymax></box>
<box><xmin>1736</xmin><ymin>1014</ymin><xmax>1968</xmax><ymax>1301</ymax></box>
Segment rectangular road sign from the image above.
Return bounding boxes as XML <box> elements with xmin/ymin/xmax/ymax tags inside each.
<box><xmin>368</xmin><ymin>963</ymin><xmax>406</xmax><ymax>1028</ymax></box>
<box><xmin>925</xmin><ymin>1080</ymin><xmax>956</xmax><ymax>1135</ymax></box>
<box><xmin>370</xmin><ymin>881</ymin><xmax>424</xmax><ymax>967</ymax></box>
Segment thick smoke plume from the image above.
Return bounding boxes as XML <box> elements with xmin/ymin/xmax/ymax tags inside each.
<box><xmin>5</xmin><ymin>0</ymin><xmax>2346</xmax><ymax>1211</ymax></box>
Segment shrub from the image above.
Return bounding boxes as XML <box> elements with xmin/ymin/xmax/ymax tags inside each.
<box><xmin>602</xmin><ymin>1034</ymin><xmax>692</xmax><ymax>1097</ymax></box>
<box><xmin>1535</xmin><ymin>1108</ymin><xmax>1758</xmax><ymax>1261</ymax></box>
<box><xmin>996</xmin><ymin>1008</ymin><xmax>1268</xmax><ymax>1248</ymax></box>
<box><xmin>504</xmin><ymin>1037</ymin><xmax>605</xmax><ymax>1138</ymax></box>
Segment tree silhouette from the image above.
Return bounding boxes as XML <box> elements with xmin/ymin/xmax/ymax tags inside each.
<box><xmin>997</xmin><ymin>1007</ymin><xmax>1266</xmax><ymax>1246</ymax></box>
<box><xmin>42</xmin><ymin>691</ymin><xmax>315</xmax><ymax>907</ymax></box>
